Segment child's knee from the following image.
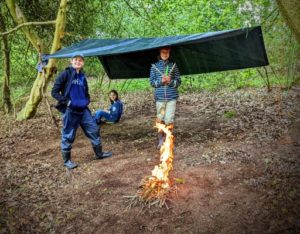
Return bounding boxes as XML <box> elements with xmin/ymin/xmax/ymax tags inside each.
<box><xmin>95</xmin><ymin>109</ymin><xmax>103</xmax><ymax>115</ymax></box>
<box><xmin>164</xmin><ymin>112</ymin><xmax>175</xmax><ymax>125</ymax></box>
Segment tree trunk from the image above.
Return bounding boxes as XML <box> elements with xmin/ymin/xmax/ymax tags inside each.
<box><xmin>5</xmin><ymin>0</ymin><xmax>45</xmax><ymax>51</ymax></box>
<box><xmin>5</xmin><ymin>0</ymin><xmax>69</xmax><ymax>120</ymax></box>
<box><xmin>0</xmin><ymin>8</ymin><xmax>12</xmax><ymax>113</ymax></box>
<box><xmin>276</xmin><ymin>0</ymin><xmax>300</xmax><ymax>43</ymax></box>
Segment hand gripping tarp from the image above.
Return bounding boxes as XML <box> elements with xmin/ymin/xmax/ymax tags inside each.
<box><xmin>47</xmin><ymin>26</ymin><xmax>269</xmax><ymax>79</ymax></box>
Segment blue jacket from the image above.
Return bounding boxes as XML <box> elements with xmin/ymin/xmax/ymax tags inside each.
<box><xmin>110</xmin><ymin>100</ymin><xmax>123</xmax><ymax>122</ymax></box>
<box><xmin>150</xmin><ymin>60</ymin><xmax>181</xmax><ymax>101</ymax></box>
<box><xmin>51</xmin><ymin>67</ymin><xmax>90</xmax><ymax>113</ymax></box>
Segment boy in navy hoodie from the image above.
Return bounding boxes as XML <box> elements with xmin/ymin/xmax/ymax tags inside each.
<box><xmin>51</xmin><ymin>53</ymin><xmax>112</xmax><ymax>169</ymax></box>
<box><xmin>94</xmin><ymin>90</ymin><xmax>123</xmax><ymax>124</ymax></box>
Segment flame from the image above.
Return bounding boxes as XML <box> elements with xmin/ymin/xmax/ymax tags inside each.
<box><xmin>137</xmin><ymin>122</ymin><xmax>175</xmax><ymax>205</ymax></box>
<box><xmin>151</xmin><ymin>122</ymin><xmax>174</xmax><ymax>187</ymax></box>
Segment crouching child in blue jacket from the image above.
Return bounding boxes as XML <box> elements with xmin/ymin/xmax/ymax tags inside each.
<box><xmin>94</xmin><ymin>90</ymin><xmax>123</xmax><ymax>125</ymax></box>
<box><xmin>51</xmin><ymin>53</ymin><xmax>112</xmax><ymax>169</ymax></box>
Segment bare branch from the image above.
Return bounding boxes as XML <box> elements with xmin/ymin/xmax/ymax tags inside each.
<box><xmin>5</xmin><ymin>0</ymin><xmax>46</xmax><ymax>51</ymax></box>
<box><xmin>0</xmin><ymin>20</ymin><xmax>56</xmax><ymax>36</ymax></box>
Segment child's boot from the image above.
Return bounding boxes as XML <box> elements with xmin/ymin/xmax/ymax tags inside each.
<box><xmin>93</xmin><ymin>144</ymin><xmax>112</xmax><ymax>160</ymax></box>
<box><xmin>62</xmin><ymin>151</ymin><xmax>78</xmax><ymax>169</ymax></box>
<box><xmin>157</xmin><ymin>131</ymin><xmax>166</xmax><ymax>149</ymax></box>
<box><xmin>156</xmin><ymin>119</ymin><xmax>165</xmax><ymax>149</ymax></box>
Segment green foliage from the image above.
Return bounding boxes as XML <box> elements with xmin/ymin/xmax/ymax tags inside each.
<box><xmin>89</xmin><ymin>77</ymin><xmax>151</xmax><ymax>94</ymax></box>
<box><xmin>1</xmin><ymin>0</ymin><xmax>299</xmax><ymax>110</ymax></box>
<box><xmin>223</xmin><ymin>110</ymin><xmax>237</xmax><ymax>119</ymax></box>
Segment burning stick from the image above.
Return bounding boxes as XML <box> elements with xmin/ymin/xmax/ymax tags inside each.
<box><xmin>125</xmin><ymin>122</ymin><xmax>176</xmax><ymax>208</ymax></box>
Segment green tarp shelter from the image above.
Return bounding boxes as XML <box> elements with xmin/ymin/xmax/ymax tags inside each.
<box><xmin>48</xmin><ymin>26</ymin><xmax>269</xmax><ymax>79</ymax></box>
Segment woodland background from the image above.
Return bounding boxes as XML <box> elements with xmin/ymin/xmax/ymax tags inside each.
<box><xmin>0</xmin><ymin>1</ymin><xmax>299</xmax><ymax>233</ymax></box>
<box><xmin>0</xmin><ymin>0</ymin><xmax>299</xmax><ymax>118</ymax></box>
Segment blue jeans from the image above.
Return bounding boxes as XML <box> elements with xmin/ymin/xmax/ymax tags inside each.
<box><xmin>94</xmin><ymin>110</ymin><xmax>117</xmax><ymax>123</ymax></box>
<box><xmin>61</xmin><ymin>108</ymin><xmax>101</xmax><ymax>152</ymax></box>
<box><xmin>156</xmin><ymin>100</ymin><xmax>177</xmax><ymax>125</ymax></box>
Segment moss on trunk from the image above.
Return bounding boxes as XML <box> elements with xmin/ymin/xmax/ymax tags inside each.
<box><xmin>0</xmin><ymin>8</ymin><xmax>12</xmax><ymax>114</ymax></box>
<box><xmin>7</xmin><ymin>0</ymin><xmax>70</xmax><ymax>120</ymax></box>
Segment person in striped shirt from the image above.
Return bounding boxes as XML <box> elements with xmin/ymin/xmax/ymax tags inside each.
<box><xmin>150</xmin><ymin>46</ymin><xmax>181</xmax><ymax>149</ymax></box>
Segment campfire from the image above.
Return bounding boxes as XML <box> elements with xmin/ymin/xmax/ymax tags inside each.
<box><xmin>126</xmin><ymin>122</ymin><xmax>176</xmax><ymax>208</ymax></box>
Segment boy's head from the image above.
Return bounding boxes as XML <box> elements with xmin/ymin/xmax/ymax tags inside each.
<box><xmin>70</xmin><ymin>53</ymin><xmax>84</xmax><ymax>70</ymax></box>
<box><xmin>159</xmin><ymin>47</ymin><xmax>171</xmax><ymax>61</ymax></box>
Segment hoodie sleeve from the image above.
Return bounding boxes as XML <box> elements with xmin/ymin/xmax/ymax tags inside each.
<box><xmin>83</xmin><ymin>75</ymin><xmax>90</xmax><ymax>105</ymax></box>
<box><xmin>51</xmin><ymin>70</ymin><xmax>68</xmax><ymax>102</ymax></box>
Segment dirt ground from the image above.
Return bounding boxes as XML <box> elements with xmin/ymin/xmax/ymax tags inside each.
<box><xmin>0</xmin><ymin>87</ymin><xmax>299</xmax><ymax>234</ymax></box>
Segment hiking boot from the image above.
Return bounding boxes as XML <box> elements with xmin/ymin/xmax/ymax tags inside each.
<box><xmin>62</xmin><ymin>151</ymin><xmax>78</xmax><ymax>169</ymax></box>
<box><xmin>93</xmin><ymin>144</ymin><xmax>112</xmax><ymax>160</ymax></box>
<box><xmin>64</xmin><ymin>160</ymin><xmax>78</xmax><ymax>169</ymax></box>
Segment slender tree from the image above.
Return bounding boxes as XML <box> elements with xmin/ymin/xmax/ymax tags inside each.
<box><xmin>5</xmin><ymin>0</ymin><xmax>69</xmax><ymax>120</ymax></box>
<box><xmin>5</xmin><ymin>0</ymin><xmax>45</xmax><ymax>51</ymax></box>
<box><xmin>276</xmin><ymin>0</ymin><xmax>300</xmax><ymax>43</ymax></box>
<box><xmin>0</xmin><ymin>6</ymin><xmax>12</xmax><ymax>113</ymax></box>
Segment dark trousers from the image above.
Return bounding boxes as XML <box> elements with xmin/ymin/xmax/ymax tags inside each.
<box><xmin>61</xmin><ymin>108</ymin><xmax>101</xmax><ymax>152</ymax></box>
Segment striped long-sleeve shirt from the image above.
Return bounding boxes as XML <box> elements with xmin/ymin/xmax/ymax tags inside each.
<box><xmin>150</xmin><ymin>60</ymin><xmax>181</xmax><ymax>101</ymax></box>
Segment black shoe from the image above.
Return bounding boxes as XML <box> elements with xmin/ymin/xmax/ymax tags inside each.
<box><xmin>93</xmin><ymin>145</ymin><xmax>112</xmax><ymax>160</ymax></box>
<box><xmin>62</xmin><ymin>151</ymin><xmax>78</xmax><ymax>169</ymax></box>
<box><xmin>64</xmin><ymin>160</ymin><xmax>78</xmax><ymax>169</ymax></box>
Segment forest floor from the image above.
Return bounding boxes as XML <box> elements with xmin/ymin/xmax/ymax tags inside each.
<box><xmin>0</xmin><ymin>87</ymin><xmax>299</xmax><ymax>234</ymax></box>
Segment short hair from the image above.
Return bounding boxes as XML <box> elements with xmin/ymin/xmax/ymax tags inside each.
<box><xmin>159</xmin><ymin>46</ymin><xmax>171</xmax><ymax>51</ymax></box>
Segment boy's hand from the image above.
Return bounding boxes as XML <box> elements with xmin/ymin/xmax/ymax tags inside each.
<box><xmin>166</xmin><ymin>75</ymin><xmax>171</xmax><ymax>84</ymax></box>
<box><xmin>162</xmin><ymin>75</ymin><xmax>171</xmax><ymax>84</ymax></box>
